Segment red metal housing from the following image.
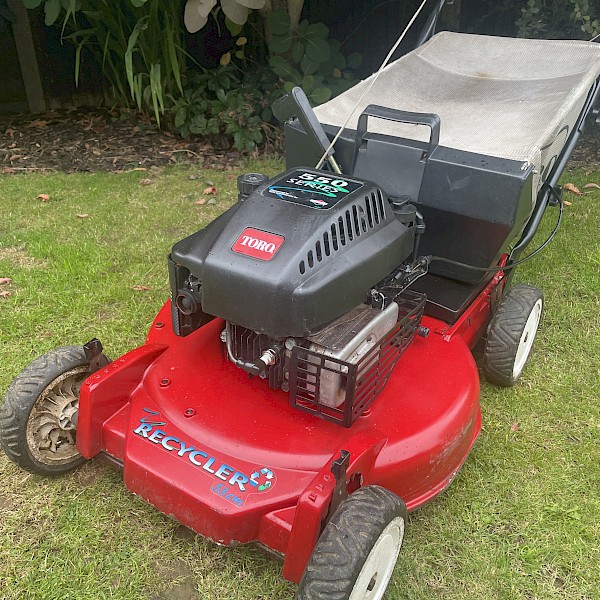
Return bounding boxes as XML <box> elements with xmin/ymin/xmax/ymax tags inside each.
<box><xmin>76</xmin><ymin>270</ymin><xmax>503</xmax><ymax>583</ymax></box>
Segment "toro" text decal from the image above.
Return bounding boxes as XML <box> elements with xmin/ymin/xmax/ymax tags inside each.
<box><xmin>232</xmin><ymin>228</ymin><xmax>284</xmax><ymax>261</ymax></box>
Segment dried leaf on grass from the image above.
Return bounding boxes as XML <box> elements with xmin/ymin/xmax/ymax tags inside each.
<box><xmin>36</xmin><ymin>193</ymin><xmax>50</xmax><ymax>201</ymax></box>
<box><xmin>131</xmin><ymin>285</ymin><xmax>152</xmax><ymax>291</ymax></box>
<box><xmin>139</xmin><ymin>178</ymin><xmax>155</xmax><ymax>186</ymax></box>
<box><xmin>26</xmin><ymin>120</ymin><xmax>49</xmax><ymax>129</ymax></box>
<box><xmin>207</xmin><ymin>198</ymin><xmax>217</xmax><ymax>205</ymax></box>
<box><xmin>194</xmin><ymin>198</ymin><xmax>206</xmax><ymax>206</ymax></box>
<box><xmin>76</xmin><ymin>214</ymin><xmax>90</xmax><ymax>218</ymax></box>
<box><xmin>563</xmin><ymin>183</ymin><xmax>583</xmax><ymax>196</ymax></box>
<box><xmin>203</xmin><ymin>186</ymin><xmax>217</xmax><ymax>195</ymax></box>
<box><xmin>563</xmin><ymin>200</ymin><xmax>573</xmax><ymax>206</ymax></box>
<box><xmin>511</xmin><ymin>422</ymin><xmax>519</xmax><ymax>432</ymax></box>
<box><xmin>0</xmin><ymin>277</ymin><xmax>12</xmax><ymax>285</ymax></box>
<box><xmin>584</xmin><ymin>183</ymin><xmax>600</xmax><ymax>190</ymax></box>
<box><xmin>0</xmin><ymin>290</ymin><xmax>11</xmax><ymax>299</ymax></box>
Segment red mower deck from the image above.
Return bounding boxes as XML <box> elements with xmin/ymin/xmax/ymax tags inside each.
<box><xmin>77</xmin><ymin>294</ymin><xmax>488</xmax><ymax>582</ymax></box>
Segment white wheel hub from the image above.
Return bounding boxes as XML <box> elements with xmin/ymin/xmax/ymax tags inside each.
<box><xmin>349</xmin><ymin>516</ymin><xmax>405</xmax><ymax>600</ymax></box>
<box><xmin>513</xmin><ymin>298</ymin><xmax>543</xmax><ymax>379</ymax></box>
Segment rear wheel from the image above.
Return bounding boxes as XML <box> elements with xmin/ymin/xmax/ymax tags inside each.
<box><xmin>483</xmin><ymin>284</ymin><xmax>543</xmax><ymax>387</ymax></box>
<box><xmin>297</xmin><ymin>485</ymin><xmax>407</xmax><ymax>600</ymax></box>
<box><xmin>0</xmin><ymin>346</ymin><xmax>90</xmax><ymax>475</ymax></box>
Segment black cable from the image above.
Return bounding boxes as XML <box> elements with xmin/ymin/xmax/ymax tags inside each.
<box><xmin>426</xmin><ymin>186</ymin><xmax>564</xmax><ymax>273</ymax></box>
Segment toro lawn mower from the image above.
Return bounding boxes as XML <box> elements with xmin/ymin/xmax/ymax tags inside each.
<box><xmin>2</xmin><ymin>7</ymin><xmax>600</xmax><ymax>600</ymax></box>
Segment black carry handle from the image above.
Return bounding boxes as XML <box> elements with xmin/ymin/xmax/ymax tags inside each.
<box><xmin>354</xmin><ymin>105</ymin><xmax>441</xmax><ymax>170</ymax></box>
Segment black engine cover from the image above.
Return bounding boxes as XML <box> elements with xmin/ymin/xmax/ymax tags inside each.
<box><xmin>170</xmin><ymin>168</ymin><xmax>415</xmax><ymax>339</ymax></box>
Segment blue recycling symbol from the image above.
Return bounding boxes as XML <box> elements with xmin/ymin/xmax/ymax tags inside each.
<box><xmin>249</xmin><ymin>467</ymin><xmax>274</xmax><ymax>492</ymax></box>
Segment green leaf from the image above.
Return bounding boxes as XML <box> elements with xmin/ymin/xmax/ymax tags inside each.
<box><xmin>44</xmin><ymin>0</ymin><xmax>61</xmax><ymax>26</ymax></box>
<box><xmin>298</xmin><ymin>19</ymin><xmax>309</xmax><ymax>35</ymax></box>
<box><xmin>301</xmin><ymin>74</ymin><xmax>314</xmax><ymax>90</ymax></box>
<box><xmin>283</xmin><ymin>81</ymin><xmax>295</xmax><ymax>93</ymax></box>
<box><xmin>306</xmin><ymin>22</ymin><xmax>329</xmax><ymax>40</ymax></box>
<box><xmin>347</xmin><ymin>52</ymin><xmax>362</xmax><ymax>69</ymax></box>
<box><xmin>269</xmin><ymin>34</ymin><xmax>293</xmax><ymax>54</ymax></box>
<box><xmin>327</xmin><ymin>49</ymin><xmax>346</xmax><ymax>70</ymax></box>
<box><xmin>309</xmin><ymin>86</ymin><xmax>332</xmax><ymax>105</ymax></box>
<box><xmin>225</xmin><ymin>17</ymin><xmax>243</xmax><ymax>36</ymax></box>
<box><xmin>291</xmin><ymin>40</ymin><xmax>305</xmax><ymax>64</ymax></box>
<box><xmin>268</xmin><ymin>9</ymin><xmax>290</xmax><ymax>35</ymax></box>
<box><xmin>269</xmin><ymin>56</ymin><xmax>298</xmax><ymax>80</ymax></box>
<box><xmin>300</xmin><ymin>54</ymin><xmax>319</xmax><ymax>75</ymax></box>
<box><xmin>174</xmin><ymin>108</ymin><xmax>187</xmax><ymax>129</ymax></box>
<box><xmin>305</xmin><ymin>38</ymin><xmax>330</xmax><ymax>63</ymax></box>
<box><xmin>129</xmin><ymin>0</ymin><xmax>148</xmax><ymax>6</ymax></box>
<box><xmin>23</xmin><ymin>0</ymin><xmax>43</xmax><ymax>9</ymax></box>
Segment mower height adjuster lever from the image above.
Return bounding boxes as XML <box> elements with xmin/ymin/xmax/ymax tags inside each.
<box><xmin>83</xmin><ymin>338</ymin><xmax>111</xmax><ymax>373</ymax></box>
<box><xmin>327</xmin><ymin>450</ymin><xmax>351</xmax><ymax>521</ymax></box>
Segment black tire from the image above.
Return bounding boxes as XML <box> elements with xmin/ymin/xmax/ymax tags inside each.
<box><xmin>0</xmin><ymin>346</ymin><xmax>91</xmax><ymax>475</ymax></box>
<box><xmin>483</xmin><ymin>284</ymin><xmax>544</xmax><ymax>387</ymax></box>
<box><xmin>297</xmin><ymin>486</ymin><xmax>407</xmax><ymax>600</ymax></box>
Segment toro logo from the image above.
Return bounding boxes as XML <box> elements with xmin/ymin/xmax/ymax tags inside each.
<box><xmin>232</xmin><ymin>228</ymin><xmax>284</xmax><ymax>261</ymax></box>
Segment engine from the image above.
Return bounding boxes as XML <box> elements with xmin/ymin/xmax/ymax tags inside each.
<box><xmin>168</xmin><ymin>168</ymin><xmax>426</xmax><ymax>426</ymax></box>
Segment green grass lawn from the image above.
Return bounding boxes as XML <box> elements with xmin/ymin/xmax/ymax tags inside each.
<box><xmin>0</xmin><ymin>161</ymin><xmax>598</xmax><ymax>599</ymax></box>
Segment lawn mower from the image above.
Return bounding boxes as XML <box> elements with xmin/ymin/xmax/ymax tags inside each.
<box><xmin>2</xmin><ymin>9</ymin><xmax>600</xmax><ymax>600</ymax></box>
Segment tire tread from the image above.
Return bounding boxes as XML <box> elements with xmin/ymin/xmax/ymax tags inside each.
<box><xmin>297</xmin><ymin>486</ymin><xmax>406</xmax><ymax>600</ymax></box>
<box><xmin>483</xmin><ymin>284</ymin><xmax>543</xmax><ymax>387</ymax></box>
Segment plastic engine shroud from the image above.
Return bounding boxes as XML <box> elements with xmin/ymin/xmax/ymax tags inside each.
<box><xmin>169</xmin><ymin>168</ymin><xmax>415</xmax><ymax>339</ymax></box>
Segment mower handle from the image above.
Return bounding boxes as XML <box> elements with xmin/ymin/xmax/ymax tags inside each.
<box><xmin>355</xmin><ymin>105</ymin><xmax>441</xmax><ymax>157</ymax></box>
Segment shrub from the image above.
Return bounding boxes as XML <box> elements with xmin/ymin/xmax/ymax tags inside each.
<box><xmin>169</xmin><ymin>66</ymin><xmax>279</xmax><ymax>151</ymax></box>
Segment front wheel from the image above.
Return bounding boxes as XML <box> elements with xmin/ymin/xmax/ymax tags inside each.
<box><xmin>483</xmin><ymin>284</ymin><xmax>544</xmax><ymax>387</ymax></box>
<box><xmin>297</xmin><ymin>485</ymin><xmax>407</xmax><ymax>600</ymax></box>
<box><xmin>0</xmin><ymin>346</ymin><xmax>91</xmax><ymax>475</ymax></box>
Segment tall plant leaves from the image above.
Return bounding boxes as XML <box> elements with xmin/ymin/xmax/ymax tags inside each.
<box><xmin>125</xmin><ymin>17</ymin><xmax>147</xmax><ymax>99</ymax></box>
<box><xmin>165</xmin><ymin>14</ymin><xmax>183</xmax><ymax>95</ymax></box>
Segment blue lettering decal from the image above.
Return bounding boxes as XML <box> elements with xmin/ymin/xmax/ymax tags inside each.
<box><xmin>229</xmin><ymin>471</ymin><xmax>249</xmax><ymax>492</ymax></box>
<box><xmin>133</xmin><ymin>412</ymin><xmax>276</xmax><ymax>505</ymax></box>
<box><xmin>203</xmin><ymin>457</ymin><xmax>216</xmax><ymax>474</ymax></box>
<box><xmin>161</xmin><ymin>436</ymin><xmax>179</xmax><ymax>451</ymax></box>
<box><xmin>189</xmin><ymin>450</ymin><xmax>208</xmax><ymax>466</ymax></box>
<box><xmin>148</xmin><ymin>429</ymin><xmax>166</xmax><ymax>444</ymax></box>
<box><xmin>215</xmin><ymin>463</ymin><xmax>234</xmax><ymax>481</ymax></box>
<box><xmin>211</xmin><ymin>484</ymin><xmax>243</xmax><ymax>507</ymax></box>
<box><xmin>177</xmin><ymin>442</ymin><xmax>195</xmax><ymax>457</ymax></box>
<box><xmin>133</xmin><ymin>423</ymin><xmax>153</xmax><ymax>437</ymax></box>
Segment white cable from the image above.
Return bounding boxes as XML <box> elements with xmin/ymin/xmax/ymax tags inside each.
<box><xmin>315</xmin><ymin>0</ymin><xmax>430</xmax><ymax>170</ymax></box>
